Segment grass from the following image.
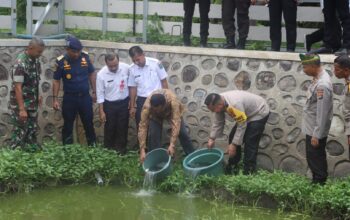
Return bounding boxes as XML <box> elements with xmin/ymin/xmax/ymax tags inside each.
<box><xmin>0</xmin><ymin>143</ymin><xmax>349</xmax><ymax>219</ymax></box>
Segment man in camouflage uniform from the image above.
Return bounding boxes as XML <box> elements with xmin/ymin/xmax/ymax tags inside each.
<box><xmin>138</xmin><ymin>89</ymin><xmax>194</xmax><ymax>163</ymax></box>
<box><xmin>334</xmin><ymin>55</ymin><xmax>350</xmax><ymax>149</ymax></box>
<box><xmin>9</xmin><ymin>37</ymin><xmax>45</xmax><ymax>150</ymax></box>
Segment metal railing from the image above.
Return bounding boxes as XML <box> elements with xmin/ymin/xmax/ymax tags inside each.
<box><xmin>0</xmin><ymin>0</ymin><xmax>16</xmax><ymax>36</ymax></box>
<box><xmin>25</xmin><ymin>0</ymin><xmax>323</xmax><ymax>43</ymax></box>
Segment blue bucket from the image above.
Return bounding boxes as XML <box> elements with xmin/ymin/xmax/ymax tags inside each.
<box><xmin>142</xmin><ymin>148</ymin><xmax>172</xmax><ymax>181</ymax></box>
<box><xmin>183</xmin><ymin>148</ymin><xmax>224</xmax><ymax>177</ymax></box>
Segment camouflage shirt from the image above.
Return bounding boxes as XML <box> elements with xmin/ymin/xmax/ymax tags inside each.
<box><xmin>138</xmin><ymin>89</ymin><xmax>184</xmax><ymax>149</ymax></box>
<box><xmin>10</xmin><ymin>52</ymin><xmax>41</xmax><ymax>111</ymax></box>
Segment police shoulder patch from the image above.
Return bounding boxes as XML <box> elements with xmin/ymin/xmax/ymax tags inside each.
<box><xmin>57</xmin><ymin>55</ymin><xmax>64</xmax><ymax>61</ymax></box>
<box><xmin>317</xmin><ymin>88</ymin><xmax>324</xmax><ymax>99</ymax></box>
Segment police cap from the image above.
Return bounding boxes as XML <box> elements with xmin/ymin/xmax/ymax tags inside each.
<box><xmin>66</xmin><ymin>36</ymin><xmax>83</xmax><ymax>51</ymax></box>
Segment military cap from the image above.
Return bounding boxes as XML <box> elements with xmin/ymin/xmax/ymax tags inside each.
<box><xmin>299</xmin><ymin>53</ymin><xmax>321</xmax><ymax>65</ymax></box>
<box><xmin>66</xmin><ymin>36</ymin><xmax>83</xmax><ymax>51</ymax></box>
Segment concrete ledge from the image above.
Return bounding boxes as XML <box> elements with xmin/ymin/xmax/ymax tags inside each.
<box><xmin>0</xmin><ymin>39</ymin><xmax>337</xmax><ymax>63</ymax></box>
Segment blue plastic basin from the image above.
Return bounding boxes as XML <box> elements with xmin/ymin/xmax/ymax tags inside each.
<box><xmin>142</xmin><ymin>148</ymin><xmax>171</xmax><ymax>181</ymax></box>
<box><xmin>183</xmin><ymin>148</ymin><xmax>224</xmax><ymax>177</ymax></box>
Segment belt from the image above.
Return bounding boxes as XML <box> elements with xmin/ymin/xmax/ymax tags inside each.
<box><xmin>64</xmin><ymin>91</ymin><xmax>89</xmax><ymax>96</ymax></box>
<box><xmin>137</xmin><ymin>96</ymin><xmax>147</xmax><ymax>100</ymax></box>
<box><xmin>105</xmin><ymin>97</ymin><xmax>129</xmax><ymax>104</ymax></box>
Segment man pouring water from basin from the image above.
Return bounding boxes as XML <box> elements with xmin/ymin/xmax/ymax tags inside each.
<box><xmin>138</xmin><ymin>89</ymin><xmax>195</xmax><ymax>163</ymax></box>
<box><xmin>205</xmin><ymin>91</ymin><xmax>270</xmax><ymax>175</ymax></box>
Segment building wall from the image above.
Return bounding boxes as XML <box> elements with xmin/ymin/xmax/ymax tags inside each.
<box><xmin>0</xmin><ymin>40</ymin><xmax>349</xmax><ymax>178</ymax></box>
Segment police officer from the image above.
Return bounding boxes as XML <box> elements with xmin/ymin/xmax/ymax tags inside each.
<box><xmin>52</xmin><ymin>36</ymin><xmax>96</xmax><ymax>146</ymax></box>
<box><xmin>333</xmin><ymin>55</ymin><xmax>350</xmax><ymax>148</ymax></box>
<box><xmin>128</xmin><ymin>46</ymin><xmax>169</xmax><ymax>130</ymax></box>
<box><xmin>266</xmin><ymin>0</ymin><xmax>297</xmax><ymax>52</ymax></box>
<box><xmin>306</xmin><ymin>1</ymin><xmax>342</xmax><ymax>54</ymax></box>
<box><xmin>183</xmin><ymin>0</ymin><xmax>211</xmax><ymax>47</ymax></box>
<box><xmin>324</xmin><ymin>0</ymin><xmax>350</xmax><ymax>56</ymax></box>
<box><xmin>300</xmin><ymin>53</ymin><xmax>333</xmax><ymax>185</ymax></box>
<box><xmin>222</xmin><ymin>0</ymin><xmax>255</xmax><ymax>49</ymax></box>
<box><xmin>205</xmin><ymin>91</ymin><xmax>270</xmax><ymax>175</ymax></box>
<box><xmin>9</xmin><ymin>37</ymin><xmax>45</xmax><ymax>150</ymax></box>
<box><xmin>96</xmin><ymin>53</ymin><xmax>130</xmax><ymax>154</ymax></box>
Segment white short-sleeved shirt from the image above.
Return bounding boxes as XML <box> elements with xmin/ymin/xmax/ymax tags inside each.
<box><xmin>128</xmin><ymin>57</ymin><xmax>168</xmax><ymax>98</ymax></box>
<box><xmin>96</xmin><ymin>62</ymin><xmax>129</xmax><ymax>103</ymax></box>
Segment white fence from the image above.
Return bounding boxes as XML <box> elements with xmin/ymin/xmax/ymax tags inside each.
<box><xmin>0</xmin><ymin>0</ymin><xmax>16</xmax><ymax>35</ymax></box>
<box><xmin>29</xmin><ymin>0</ymin><xmax>322</xmax><ymax>43</ymax></box>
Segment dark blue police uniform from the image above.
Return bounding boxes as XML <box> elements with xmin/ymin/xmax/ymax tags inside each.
<box><xmin>54</xmin><ymin>49</ymin><xmax>96</xmax><ymax>146</ymax></box>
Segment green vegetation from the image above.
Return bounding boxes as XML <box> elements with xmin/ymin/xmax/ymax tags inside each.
<box><xmin>0</xmin><ymin>143</ymin><xmax>349</xmax><ymax>219</ymax></box>
<box><xmin>2</xmin><ymin>0</ymin><xmax>311</xmax><ymax>50</ymax></box>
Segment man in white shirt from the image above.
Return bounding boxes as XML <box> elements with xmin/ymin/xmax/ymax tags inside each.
<box><xmin>128</xmin><ymin>46</ymin><xmax>169</xmax><ymax>130</ymax></box>
<box><xmin>96</xmin><ymin>53</ymin><xmax>130</xmax><ymax>154</ymax></box>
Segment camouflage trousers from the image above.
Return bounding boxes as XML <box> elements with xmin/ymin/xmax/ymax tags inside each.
<box><xmin>10</xmin><ymin>110</ymin><xmax>39</xmax><ymax>150</ymax></box>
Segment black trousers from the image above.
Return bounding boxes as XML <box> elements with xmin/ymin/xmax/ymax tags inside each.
<box><xmin>228</xmin><ymin>114</ymin><xmax>269</xmax><ymax>175</ymax></box>
<box><xmin>306</xmin><ymin>135</ymin><xmax>328</xmax><ymax>184</ymax></box>
<box><xmin>307</xmin><ymin>27</ymin><xmax>324</xmax><ymax>49</ymax></box>
<box><xmin>268</xmin><ymin>0</ymin><xmax>297</xmax><ymax>51</ymax></box>
<box><xmin>183</xmin><ymin>0</ymin><xmax>211</xmax><ymax>38</ymax></box>
<box><xmin>323</xmin><ymin>0</ymin><xmax>350</xmax><ymax>49</ymax></box>
<box><xmin>103</xmin><ymin>97</ymin><xmax>129</xmax><ymax>154</ymax></box>
<box><xmin>222</xmin><ymin>0</ymin><xmax>251</xmax><ymax>39</ymax></box>
<box><xmin>62</xmin><ymin>93</ymin><xmax>96</xmax><ymax>146</ymax></box>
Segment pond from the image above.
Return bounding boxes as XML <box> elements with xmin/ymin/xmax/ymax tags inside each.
<box><xmin>0</xmin><ymin>185</ymin><xmax>318</xmax><ymax>220</ymax></box>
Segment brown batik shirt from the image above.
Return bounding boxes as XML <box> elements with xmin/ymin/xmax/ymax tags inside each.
<box><xmin>138</xmin><ymin>89</ymin><xmax>184</xmax><ymax>150</ymax></box>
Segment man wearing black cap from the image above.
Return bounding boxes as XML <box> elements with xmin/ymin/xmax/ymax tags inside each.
<box><xmin>52</xmin><ymin>36</ymin><xmax>97</xmax><ymax>146</ymax></box>
<box><xmin>300</xmin><ymin>53</ymin><xmax>333</xmax><ymax>185</ymax></box>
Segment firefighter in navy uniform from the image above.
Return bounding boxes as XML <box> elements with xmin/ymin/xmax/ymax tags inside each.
<box><xmin>52</xmin><ymin>36</ymin><xmax>97</xmax><ymax>146</ymax></box>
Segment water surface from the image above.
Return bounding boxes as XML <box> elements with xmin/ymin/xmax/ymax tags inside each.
<box><xmin>0</xmin><ymin>185</ymin><xmax>317</xmax><ymax>220</ymax></box>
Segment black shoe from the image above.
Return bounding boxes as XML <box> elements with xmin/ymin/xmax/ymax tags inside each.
<box><xmin>224</xmin><ymin>164</ymin><xmax>239</xmax><ymax>175</ymax></box>
<box><xmin>309</xmin><ymin>47</ymin><xmax>333</xmax><ymax>54</ymax></box>
<box><xmin>224</xmin><ymin>36</ymin><xmax>236</xmax><ymax>49</ymax></box>
<box><xmin>304</xmin><ymin>34</ymin><xmax>311</xmax><ymax>52</ymax></box>
<box><xmin>183</xmin><ymin>36</ymin><xmax>191</xmax><ymax>46</ymax></box>
<box><xmin>236</xmin><ymin>38</ymin><xmax>246</xmax><ymax>49</ymax></box>
<box><xmin>287</xmin><ymin>49</ymin><xmax>295</xmax><ymax>52</ymax></box>
<box><xmin>200</xmin><ymin>37</ymin><xmax>207</xmax><ymax>48</ymax></box>
<box><xmin>200</xmin><ymin>42</ymin><xmax>207</xmax><ymax>47</ymax></box>
<box><xmin>335</xmin><ymin>48</ymin><xmax>350</xmax><ymax>56</ymax></box>
<box><xmin>312</xmin><ymin>179</ymin><xmax>326</xmax><ymax>186</ymax></box>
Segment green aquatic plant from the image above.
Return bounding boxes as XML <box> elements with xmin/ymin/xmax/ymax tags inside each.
<box><xmin>0</xmin><ymin>143</ymin><xmax>349</xmax><ymax>219</ymax></box>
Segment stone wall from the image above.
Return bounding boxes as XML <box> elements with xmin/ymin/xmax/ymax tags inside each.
<box><xmin>0</xmin><ymin>40</ymin><xmax>349</xmax><ymax>178</ymax></box>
